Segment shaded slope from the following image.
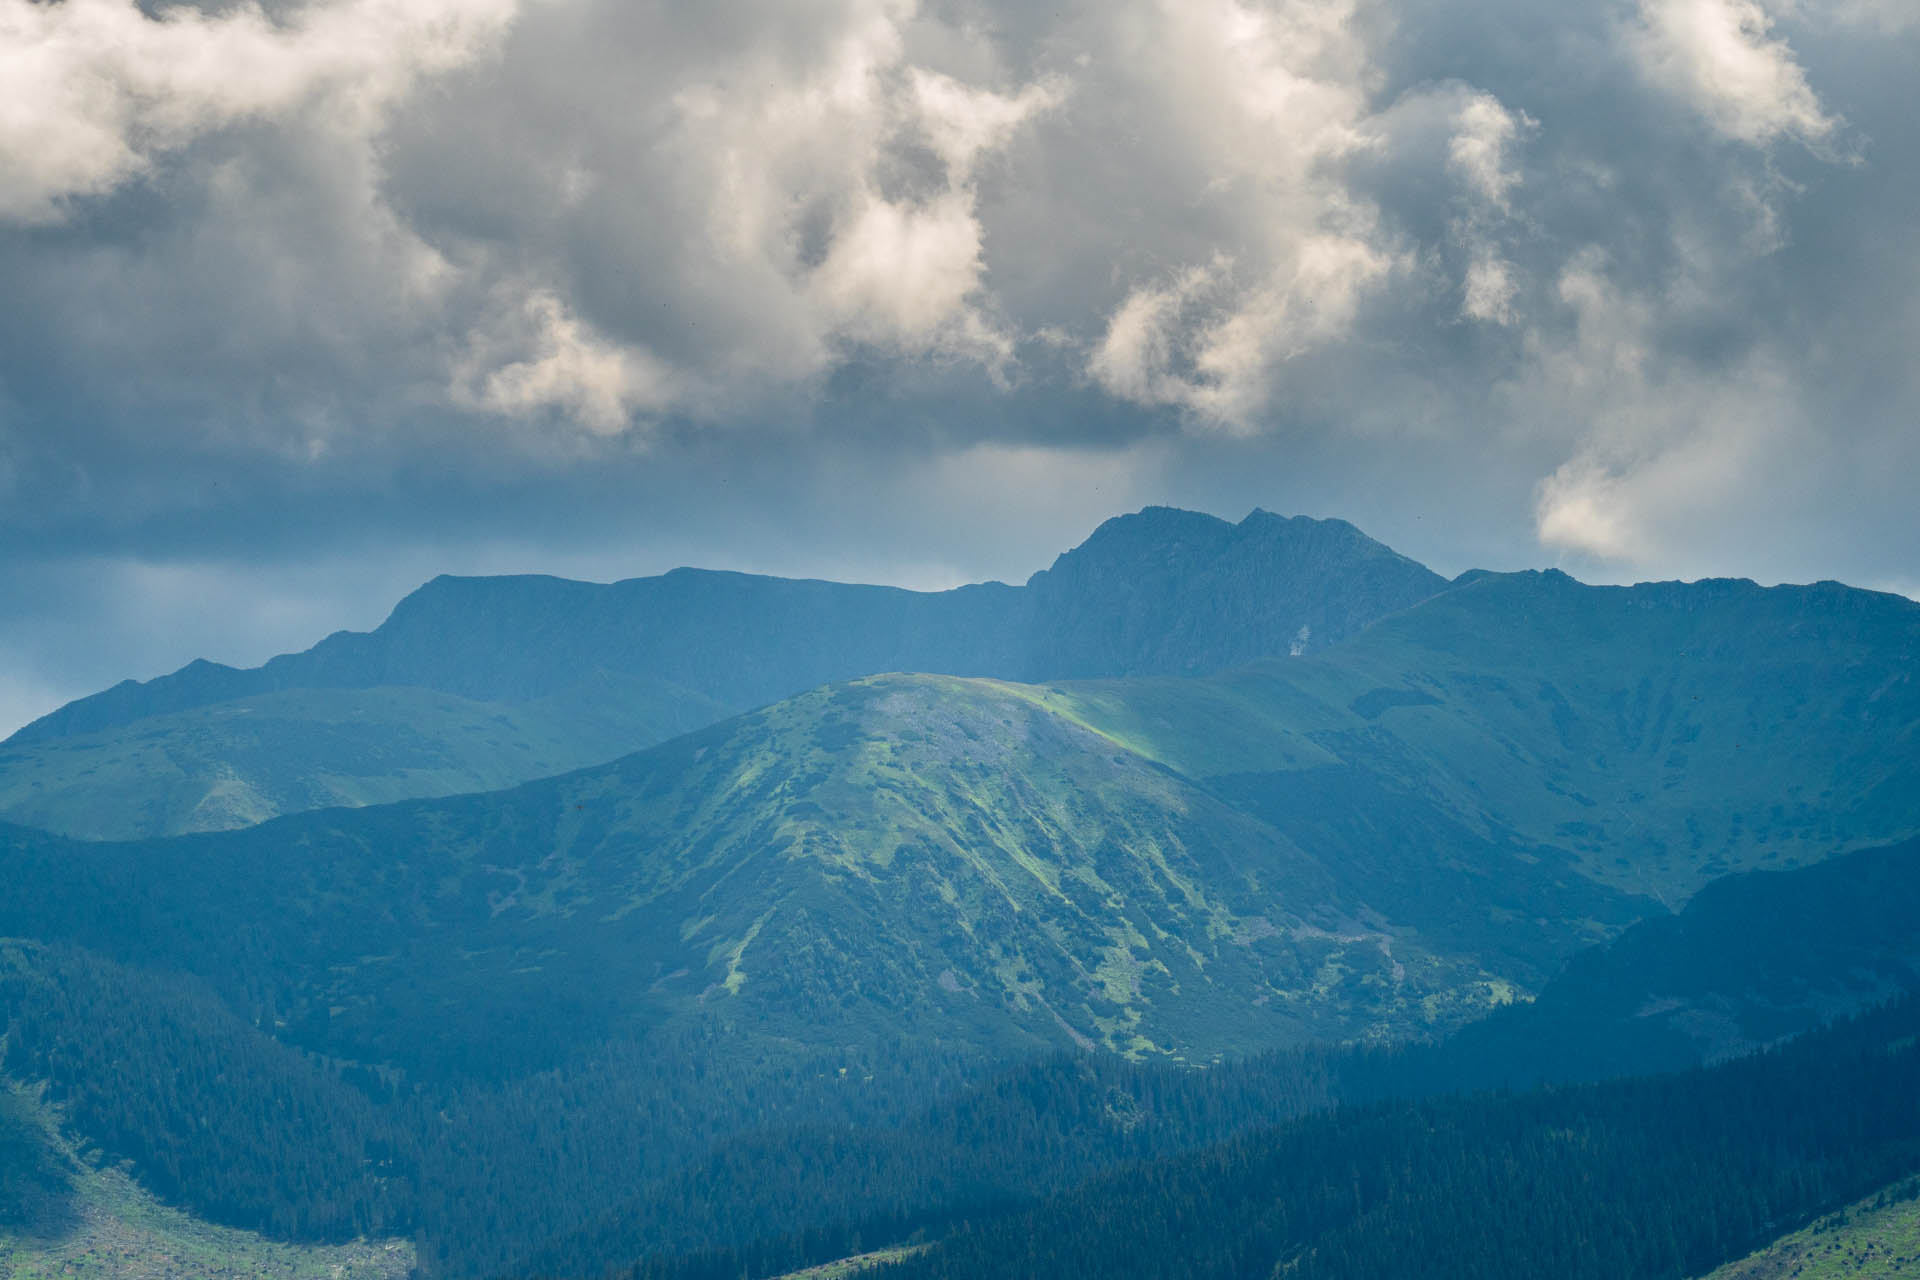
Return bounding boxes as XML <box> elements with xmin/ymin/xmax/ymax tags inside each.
<box><xmin>1421</xmin><ymin>834</ymin><xmax>1920</xmax><ymax>1089</ymax></box>
<box><xmin>871</xmin><ymin>997</ymin><xmax>1920</xmax><ymax>1280</ymax></box>
<box><xmin>12</xmin><ymin>508</ymin><xmax>1443</xmax><ymax>746</ymax></box>
<box><xmin>1022</xmin><ymin>507</ymin><xmax>1445</xmax><ymax>677</ymax></box>
<box><xmin>6</xmin><ymin>830</ymin><xmax>1918</xmax><ymax>1280</ymax></box>
<box><xmin>509</xmin><ymin>834</ymin><xmax>1920</xmax><ymax>1280</ymax></box>
<box><xmin>1038</xmin><ymin>569</ymin><xmax>1920</xmax><ymax>912</ymax></box>
<box><xmin>6</xmin><ymin>558</ymin><xmax>1919</xmax><ymax>1080</ymax></box>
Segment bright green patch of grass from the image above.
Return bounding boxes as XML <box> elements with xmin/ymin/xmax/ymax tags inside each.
<box><xmin>771</xmin><ymin>1243</ymin><xmax>930</xmax><ymax>1278</ymax></box>
<box><xmin>1699</xmin><ymin>1177</ymin><xmax>1920</xmax><ymax>1280</ymax></box>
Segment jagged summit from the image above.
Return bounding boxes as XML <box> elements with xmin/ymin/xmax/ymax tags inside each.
<box><xmin>1023</xmin><ymin>507</ymin><xmax>1448</xmax><ymax>678</ymax></box>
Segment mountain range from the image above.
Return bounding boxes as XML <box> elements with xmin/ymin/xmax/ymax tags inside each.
<box><xmin>3</xmin><ymin>504</ymin><xmax>1918</xmax><ymax>1280</ymax></box>
<box><xmin>1</xmin><ymin>508</ymin><xmax>1445</xmax><ymax>840</ymax></box>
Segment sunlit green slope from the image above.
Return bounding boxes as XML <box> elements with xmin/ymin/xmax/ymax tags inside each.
<box><xmin>0</xmin><ymin>675</ymin><xmax>725</xmax><ymax>841</ymax></box>
<box><xmin>1698</xmin><ymin>1178</ymin><xmax>1920</xmax><ymax>1280</ymax></box>
<box><xmin>0</xmin><ymin>672</ymin><xmax>1534</xmax><ymax>1084</ymax></box>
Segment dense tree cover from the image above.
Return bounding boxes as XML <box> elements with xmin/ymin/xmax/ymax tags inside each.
<box><xmin>407</xmin><ymin>1031</ymin><xmax>996</xmax><ymax>1280</ymax></box>
<box><xmin>7</xmin><ymin>834</ymin><xmax>1920</xmax><ymax>1278</ymax></box>
<box><xmin>511</xmin><ymin>1046</ymin><xmax>1349</xmax><ymax>1279</ymax></box>
<box><xmin>0</xmin><ymin>941</ymin><xmax>408</xmax><ymax>1240</ymax></box>
<box><xmin>0</xmin><ymin>1084</ymin><xmax>71</xmax><ymax>1231</ymax></box>
<box><xmin>0</xmin><ymin>938</ymin><xmax>1010</xmax><ymax>1277</ymax></box>
<box><xmin>860</xmin><ymin>995</ymin><xmax>1920</xmax><ymax>1280</ymax></box>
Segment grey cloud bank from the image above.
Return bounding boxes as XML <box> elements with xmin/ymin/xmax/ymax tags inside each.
<box><xmin>2</xmin><ymin>0</ymin><xmax>1916</xmax><ymax>733</ymax></box>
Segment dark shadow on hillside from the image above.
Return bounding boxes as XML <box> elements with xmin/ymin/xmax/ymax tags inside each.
<box><xmin>0</xmin><ymin>1092</ymin><xmax>80</xmax><ymax>1243</ymax></box>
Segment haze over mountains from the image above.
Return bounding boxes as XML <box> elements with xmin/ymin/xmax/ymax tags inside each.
<box><xmin>2</xmin><ymin>505</ymin><xmax>1918</xmax><ymax>1280</ymax></box>
<box><xmin>2</xmin><ymin>509</ymin><xmax>1445</xmax><ymax>840</ymax></box>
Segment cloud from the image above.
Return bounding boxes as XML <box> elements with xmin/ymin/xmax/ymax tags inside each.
<box><xmin>0</xmin><ymin>0</ymin><xmax>518</xmax><ymax>223</ymax></box>
<box><xmin>1447</xmin><ymin>91</ymin><xmax>1531</xmax><ymax>212</ymax></box>
<box><xmin>801</xmin><ymin>68</ymin><xmax>1064</xmax><ymax>365</ymax></box>
<box><xmin>1080</xmin><ymin>0</ymin><xmax>1403</xmax><ymax>430</ymax></box>
<box><xmin>3</xmin><ymin>0</ymin><xmax>1920</xmax><ymax>710</ymax></box>
<box><xmin>453</xmin><ymin>289</ymin><xmax>679</xmax><ymax>435</ymax></box>
<box><xmin>1630</xmin><ymin>0</ymin><xmax>1840</xmax><ymax>149</ymax></box>
<box><xmin>1462</xmin><ymin>253</ymin><xmax>1520</xmax><ymax>325</ymax></box>
<box><xmin>1523</xmin><ymin>251</ymin><xmax>1799</xmax><ymax>573</ymax></box>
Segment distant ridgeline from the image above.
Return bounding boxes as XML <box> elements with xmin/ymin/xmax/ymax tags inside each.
<box><xmin>0</xmin><ymin>509</ymin><xmax>1447</xmax><ymax>840</ymax></box>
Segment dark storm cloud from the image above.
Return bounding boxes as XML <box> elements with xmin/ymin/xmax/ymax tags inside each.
<box><xmin>2</xmin><ymin>0</ymin><xmax>1917</xmax><ymax>731</ymax></box>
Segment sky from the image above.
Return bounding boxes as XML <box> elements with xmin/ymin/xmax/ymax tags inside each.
<box><xmin>2</xmin><ymin>0</ymin><xmax>1917</xmax><ymax>735</ymax></box>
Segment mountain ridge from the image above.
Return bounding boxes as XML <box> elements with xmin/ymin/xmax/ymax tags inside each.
<box><xmin>0</xmin><ymin>509</ymin><xmax>1456</xmax><ymax>840</ymax></box>
<box><xmin>5</xmin><ymin>508</ymin><xmax>1443</xmax><ymax>748</ymax></box>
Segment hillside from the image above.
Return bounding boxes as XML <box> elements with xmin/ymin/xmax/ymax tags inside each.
<box><xmin>1039</xmin><ymin>569</ymin><xmax>1920</xmax><ymax>907</ymax></box>
<box><xmin>0</xmin><ymin>672</ymin><xmax>1521</xmax><ymax>1081</ymax></box>
<box><xmin>0</xmin><ymin>508</ymin><xmax>1446</xmax><ymax>838</ymax></box>
<box><xmin>516</xmin><ymin>995</ymin><xmax>1920</xmax><ymax>1280</ymax></box>
<box><xmin>514</xmin><ymin>834</ymin><xmax>1920</xmax><ymax>1280</ymax></box>
<box><xmin>1698</xmin><ymin>1178</ymin><xmax>1920</xmax><ymax>1280</ymax></box>
<box><xmin>1</xmin><ymin>516</ymin><xmax>1916</xmax><ymax>1279</ymax></box>
<box><xmin>8</xmin><ymin>832</ymin><xmax>1920</xmax><ymax>1280</ymax></box>
<box><xmin>867</xmin><ymin>997</ymin><xmax>1920</xmax><ymax>1280</ymax></box>
<box><xmin>0</xmin><ymin>678</ymin><xmax>726</xmax><ymax>842</ymax></box>
<box><xmin>865</xmin><ymin>997</ymin><xmax>1920</xmax><ymax>1280</ymax></box>
<box><xmin>3</xmin><ymin>562</ymin><xmax>1918</xmax><ymax>1078</ymax></box>
<box><xmin>0</xmin><ymin>1081</ymin><xmax>412</xmax><ymax>1280</ymax></box>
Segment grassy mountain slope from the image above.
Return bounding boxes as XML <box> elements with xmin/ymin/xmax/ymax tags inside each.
<box><xmin>0</xmin><ymin>673</ymin><xmax>1524</xmax><ymax>1081</ymax></box>
<box><xmin>1041</xmin><ymin>569</ymin><xmax>1920</xmax><ymax>909</ymax></box>
<box><xmin>514</xmin><ymin>834</ymin><xmax>1920</xmax><ymax>1280</ymax></box>
<box><xmin>0</xmin><ymin>677</ymin><xmax>726</xmax><ymax>842</ymax></box>
<box><xmin>1699</xmin><ymin>1178</ymin><xmax>1920</xmax><ymax>1280</ymax></box>
<box><xmin>9</xmin><ymin>834</ymin><xmax>1920</xmax><ymax>1280</ymax></box>
<box><xmin>1</xmin><ymin>509</ymin><xmax>1446</xmax><ymax>839</ymax></box>
<box><xmin>3</xmin><ymin>561</ymin><xmax>1918</xmax><ymax>1078</ymax></box>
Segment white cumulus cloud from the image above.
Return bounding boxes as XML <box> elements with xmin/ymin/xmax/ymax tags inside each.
<box><xmin>0</xmin><ymin>0</ymin><xmax>519</xmax><ymax>223</ymax></box>
<box><xmin>1631</xmin><ymin>0</ymin><xmax>1839</xmax><ymax>148</ymax></box>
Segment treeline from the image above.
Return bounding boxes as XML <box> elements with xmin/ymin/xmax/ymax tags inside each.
<box><xmin>7</xmin><ymin>827</ymin><xmax>1920</xmax><ymax>1280</ymax></box>
<box><xmin>0</xmin><ymin>940</ymin><xmax>409</xmax><ymax>1240</ymax></box>
<box><xmin>0</xmin><ymin>935</ymin><xmax>1353</xmax><ymax>1278</ymax></box>
<box><xmin>407</xmin><ymin>1031</ymin><xmax>994</xmax><ymax>1280</ymax></box>
<box><xmin>513</xmin><ymin>1045</ymin><xmax>1349</xmax><ymax>1279</ymax></box>
<box><xmin>864</xmin><ymin>993</ymin><xmax>1920</xmax><ymax>1280</ymax></box>
<box><xmin>0</xmin><ymin>939</ymin><xmax>1010</xmax><ymax>1277</ymax></box>
<box><xmin>0</xmin><ymin>1083</ymin><xmax>72</xmax><ymax>1231</ymax></box>
<box><xmin>7</xmin><ymin>932</ymin><xmax>1918</xmax><ymax>1280</ymax></box>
